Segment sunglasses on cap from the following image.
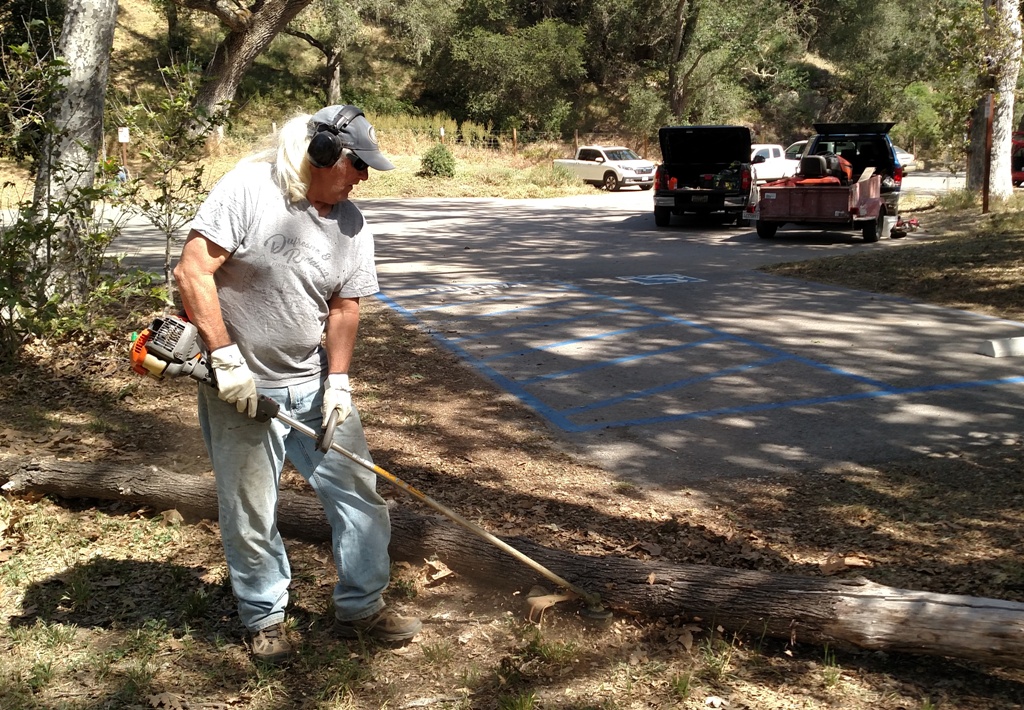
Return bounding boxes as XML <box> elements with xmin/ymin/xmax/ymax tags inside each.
<box><xmin>342</xmin><ymin>149</ymin><xmax>368</xmax><ymax>172</ymax></box>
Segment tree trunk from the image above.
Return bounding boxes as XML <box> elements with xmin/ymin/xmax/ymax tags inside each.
<box><xmin>30</xmin><ymin>0</ymin><xmax>118</xmax><ymax>300</ymax></box>
<box><xmin>165</xmin><ymin>0</ymin><xmax>188</xmax><ymax>63</ymax></box>
<box><xmin>967</xmin><ymin>0</ymin><xmax>1021</xmax><ymax>196</ymax></box>
<box><xmin>33</xmin><ymin>0</ymin><xmax>118</xmax><ymax>206</ymax></box>
<box><xmin>4</xmin><ymin>457</ymin><xmax>1024</xmax><ymax>670</ymax></box>
<box><xmin>667</xmin><ymin>0</ymin><xmax>699</xmax><ymax>118</ymax></box>
<box><xmin>283</xmin><ymin>28</ymin><xmax>342</xmax><ymax>105</ymax></box>
<box><xmin>988</xmin><ymin>0</ymin><xmax>1022</xmax><ymax>198</ymax></box>
<box><xmin>967</xmin><ymin>96</ymin><xmax>991</xmax><ymax>192</ymax></box>
<box><xmin>192</xmin><ymin>0</ymin><xmax>312</xmax><ymax>122</ymax></box>
<box><xmin>326</xmin><ymin>51</ymin><xmax>343</xmax><ymax>105</ymax></box>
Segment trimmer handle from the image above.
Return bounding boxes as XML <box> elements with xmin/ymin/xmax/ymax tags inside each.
<box><xmin>255</xmin><ymin>395</ymin><xmax>279</xmax><ymax>423</ymax></box>
<box><xmin>316</xmin><ymin>409</ymin><xmax>340</xmax><ymax>453</ymax></box>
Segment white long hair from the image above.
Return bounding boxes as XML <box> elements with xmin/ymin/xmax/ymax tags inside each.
<box><xmin>242</xmin><ymin>113</ymin><xmax>314</xmax><ymax>204</ymax></box>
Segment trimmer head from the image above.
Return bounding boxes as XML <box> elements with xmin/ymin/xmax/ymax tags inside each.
<box><xmin>578</xmin><ymin>602</ymin><xmax>614</xmax><ymax>624</ymax></box>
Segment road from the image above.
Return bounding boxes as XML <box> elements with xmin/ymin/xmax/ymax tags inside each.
<box><xmin>359</xmin><ymin>179</ymin><xmax>1023</xmax><ymax>493</ymax></box>
<box><xmin>115</xmin><ymin>171</ymin><xmax>1024</xmax><ymax>495</ymax></box>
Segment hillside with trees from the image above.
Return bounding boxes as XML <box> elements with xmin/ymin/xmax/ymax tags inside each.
<box><xmin>3</xmin><ymin>1</ymin><xmax>1021</xmax><ymax>170</ymax></box>
<box><xmin>106</xmin><ymin>0</ymin><xmax>1016</xmax><ymax>156</ymax></box>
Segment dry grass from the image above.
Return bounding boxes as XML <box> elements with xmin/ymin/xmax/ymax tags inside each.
<box><xmin>761</xmin><ymin>194</ymin><xmax>1024</xmax><ymax>322</ymax></box>
<box><xmin>0</xmin><ymin>133</ymin><xmax>598</xmax><ymax>207</ymax></box>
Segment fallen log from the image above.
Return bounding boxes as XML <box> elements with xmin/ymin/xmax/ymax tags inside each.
<box><xmin>4</xmin><ymin>457</ymin><xmax>1024</xmax><ymax>669</ymax></box>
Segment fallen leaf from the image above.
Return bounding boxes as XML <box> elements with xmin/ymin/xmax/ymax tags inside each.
<box><xmin>425</xmin><ymin>559</ymin><xmax>453</xmax><ymax>585</ymax></box>
<box><xmin>679</xmin><ymin>628</ymin><xmax>693</xmax><ymax>652</ymax></box>
<box><xmin>148</xmin><ymin>691</ymin><xmax>187</xmax><ymax>709</ymax></box>
<box><xmin>639</xmin><ymin>541</ymin><xmax>662</xmax><ymax>556</ymax></box>
<box><xmin>819</xmin><ymin>553</ymin><xmax>847</xmax><ymax>576</ymax></box>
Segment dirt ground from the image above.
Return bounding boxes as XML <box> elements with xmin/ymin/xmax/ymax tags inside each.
<box><xmin>2</xmin><ymin>208</ymin><xmax>1024</xmax><ymax>709</ymax></box>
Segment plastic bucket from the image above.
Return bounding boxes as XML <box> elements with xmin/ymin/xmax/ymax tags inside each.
<box><xmin>882</xmin><ymin>215</ymin><xmax>897</xmax><ymax>238</ymax></box>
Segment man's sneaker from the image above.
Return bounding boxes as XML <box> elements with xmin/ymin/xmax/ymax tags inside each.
<box><xmin>250</xmin><ymin>622</ymin><xmax>294</xmax><ymax>664</ymax></box>
<box><xmin>335</xmin><ymin>608</ymin><xmax>422</xmax><ymax>642</ymax></box>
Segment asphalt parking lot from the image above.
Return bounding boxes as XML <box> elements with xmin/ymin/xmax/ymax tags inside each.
<box><xmin>362</xmin><ymin>182</ymin><xmax>1024</xmax><ymax>492</ymax></box>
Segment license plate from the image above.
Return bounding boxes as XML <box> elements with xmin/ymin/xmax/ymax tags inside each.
<box><xmin>691</xmin><ymin>195</ymin><xmax>708</xmax><ymax>203</ymax></box>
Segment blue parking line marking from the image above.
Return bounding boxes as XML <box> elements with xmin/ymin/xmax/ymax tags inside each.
<box><xmin>552</xmin><ymin>282</ymin><xmax>896</xmax><ymax>391</ymax></box>
<box><xmin>448</xmin><ymin>308</ymin><xmax>635</xmax><ymax>343</ymax></box>
<box><xmin>374</xmin><ymin>292</ymin><xmax>578</xmax><ymax>430</ymax></box>
<box><xmin>518</xmin><ymin>337</ymin><xmax>729</xmax><ymax>385</ymax></box>
<box><xmin>409</xmin><ymin>294</ymin><xmax>601</xmax><ymax>317</ymax></box>
<box><xmin>565</xmin><ymin>375</ymin><xmax>1024</xmax><ymax>433</ymax></box>
<box><xmin>560</xmin><ymin>356</ymin><xmax>792</xmax><ymax>415</ymax></box>
<box><xmin>413</xmin><ymin>281</ymin><xmax>537</xmax><ymax>294</ymax></box>
<box><xmin>375</xmin><ymin>281</ymin><xmax>1024</xmax><ymax>434</ymax></box>
<box><xmin>455</xmin><ymin>296</ymin><xmax>611</xmax><ymax>319</ymax></box>
<box><xmin>478</xmin><ymin>320</ymin><xmax>674</xmax><ymax>364</ymax></box>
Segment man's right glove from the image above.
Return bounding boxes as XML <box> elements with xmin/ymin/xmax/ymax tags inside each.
<box><xmin>210</xmin><ymin>344</ymin><xmax>258</xmax><ymax>418</ymax></box>
<box><xmin>322</xmin><ymin>373</ymin><xmax>352</xmax><ymax>427</ymax></box>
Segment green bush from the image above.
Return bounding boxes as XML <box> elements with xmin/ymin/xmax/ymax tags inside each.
<box><xmin>418</xmin><ymin>143</ymin><xmax>456</xmax><ymax>178</ymax></box>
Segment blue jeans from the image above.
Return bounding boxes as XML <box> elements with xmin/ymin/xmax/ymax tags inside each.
<box><xmin>198</xmin><ymin>378</ymin><xmax>390</xmax><ymax>632</ymax></box>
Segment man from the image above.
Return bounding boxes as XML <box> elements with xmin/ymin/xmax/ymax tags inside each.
<box><xmin>173</xmin><ymin>105</ymin><xmax>421</xmax><ymax>664</ymax></box>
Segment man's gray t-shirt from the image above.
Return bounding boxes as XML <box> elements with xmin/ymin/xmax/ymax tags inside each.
<box><xmin>190</xmin><ymin>161</ymin><xmax>379</xmax><ymax>387</ymax></box>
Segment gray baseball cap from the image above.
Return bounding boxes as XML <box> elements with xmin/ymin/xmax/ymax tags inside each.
<box><xmin>307</xmin><ymin>105</ymin><xmax>395</xmax><ymax>171</ymax></box>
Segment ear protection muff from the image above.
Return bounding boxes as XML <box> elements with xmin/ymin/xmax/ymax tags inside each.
<box><xmin>307</xmin><ymin>106</ymin><xmax>365</xmax><ymax>168</ymax></box>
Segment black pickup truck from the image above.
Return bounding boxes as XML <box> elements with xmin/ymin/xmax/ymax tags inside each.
<box><xmin>653</xmin><ymin>125</ymin><xmax>753</xmax><ymax>227</ymax></box>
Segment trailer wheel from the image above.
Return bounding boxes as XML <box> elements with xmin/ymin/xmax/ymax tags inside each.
<box><xmin>756</xmin><ymin>221</ymin><xmax>778</xmax><ymax>239</ymax></box>
<box><xmin>862</xmin><ymin>211</ymin><xmax>883</xmax><ymax>243</ymax></box>
<box><xmin>654</xmin><ymin>206</ymin><xmax>672</xmax><ymax>227</ymax></box>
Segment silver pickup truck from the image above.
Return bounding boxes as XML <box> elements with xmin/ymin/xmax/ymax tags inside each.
<box><xmin>553</xmin><ymin>145</ymin><xmax>656</xmax><ymax>191</ymax></box>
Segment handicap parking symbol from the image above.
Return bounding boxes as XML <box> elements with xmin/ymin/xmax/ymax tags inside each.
<box><xmin>618</xmin><ymin>274</ymin><xmax>706</xmax><ymax>285</ymax></box>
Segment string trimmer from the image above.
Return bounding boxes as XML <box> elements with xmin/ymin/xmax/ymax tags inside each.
<box><xmin>130</xmin><ymin>314</ymin><xmax>612</xmax><ymax>622</ymax></box>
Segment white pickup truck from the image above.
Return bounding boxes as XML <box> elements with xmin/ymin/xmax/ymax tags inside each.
<box><xmin>751</xmin><ymin>143</ymin><xmax>799</xmax><ymax>184</ymax></box>
<box><xmin>553</xmin><ymin>145</ymin><xmax>656</xmax><ymax>191</ymax></box>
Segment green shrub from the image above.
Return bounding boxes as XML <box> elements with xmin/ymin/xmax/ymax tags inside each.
<box><xmin>418</xmin><ymin>143</ymin><xmax>456</xmax><ymax>178</ymax></box>
<box><xmin>934</xmin><ymin>188</ymin><xmax>978</xmax><ymax>211</ymax></box>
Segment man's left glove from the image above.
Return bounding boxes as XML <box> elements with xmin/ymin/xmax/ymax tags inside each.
<box><xmin>210</xmin><ymin>344</ymin><xmax>258</xmax><ymax>418</ymax></box>
<box><xmin>322</xmin><ymin>373</ymin><xmax>352</xmax><ymax>427</ymax></box>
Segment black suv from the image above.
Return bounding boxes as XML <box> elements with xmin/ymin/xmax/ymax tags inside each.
<box><xmin>804</xmin><ymin>122</ymin><xmax>903</xmax><ymax>215</ymax></box>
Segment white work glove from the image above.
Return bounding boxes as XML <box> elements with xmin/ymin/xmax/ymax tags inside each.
<box><xmin>322</xmin><ymin>373</ymin><xmax>352</xmax><ymax>427</ymax></box>
<box><xmin>210</xmin><ymin>344</ymin><xmax>258</xmax><ymax>418</ymax></box>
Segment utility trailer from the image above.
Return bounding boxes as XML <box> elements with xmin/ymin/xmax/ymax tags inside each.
<box><xmin>749</xmin><ymin>155</ymin><xmax>892</xmax><ymax>243</ymax></box>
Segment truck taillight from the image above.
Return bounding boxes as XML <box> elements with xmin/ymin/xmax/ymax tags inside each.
<box><xmin>655</xmin><ymin>167</ymin><xmax>677</xmax><ymax>190</ymax></box>
<box><xmin>894</xmin><ymin>165</ymin><xmax>903</xmax><ymax>186</ymax></box>
<box><xmin>741</xmin><ymin>167</ymin><xmax>751</xmax><ymax>192</ymax></box>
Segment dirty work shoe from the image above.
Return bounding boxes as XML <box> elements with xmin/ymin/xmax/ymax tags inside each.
<box><xmin>250</xmin><ymin>622</ymin><xmax>294</xmax><ymax>664</ymax></box>
<box><xmin>335</xmin><ymin>608</ymin><xmax>422</xmax><ymax>642</ymax></box>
